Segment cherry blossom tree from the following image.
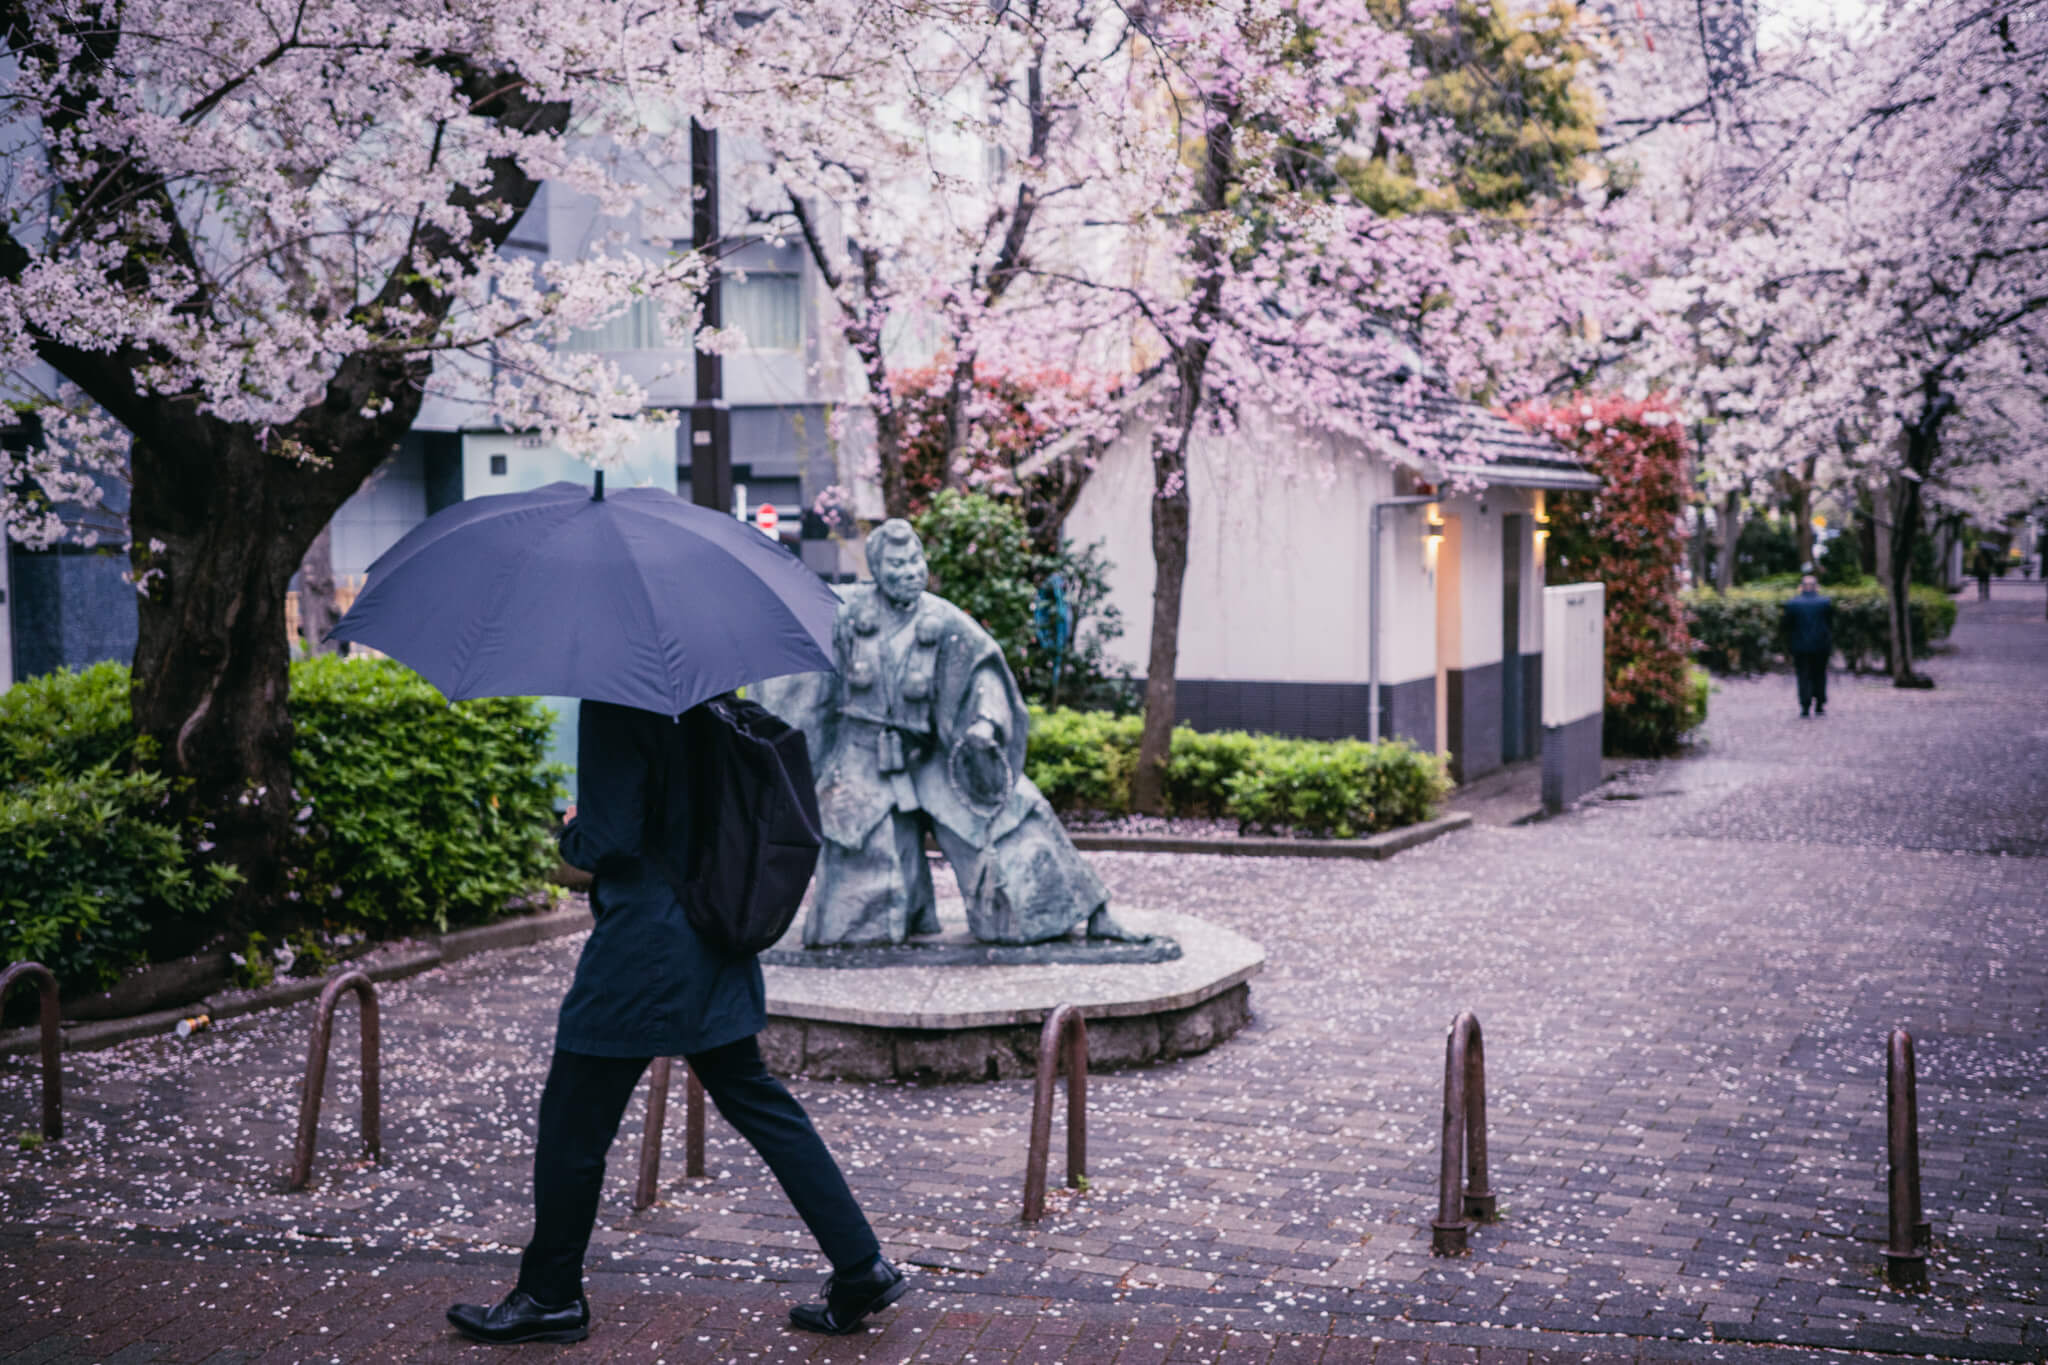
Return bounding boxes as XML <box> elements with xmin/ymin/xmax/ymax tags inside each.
<box><xmin>1015</xmin><ymin>0</ymin><xmax>1664</xmax><ymax>808</ymax></box>
<box><xmin>1655</xmin><ymin>0</ymin><xmax>2047</xmax><ymax>682</ymax></box>
<box><xmin>0</xmin><ymin>0</ymin><xmax>888</xmax><ymax>908</ymax></box>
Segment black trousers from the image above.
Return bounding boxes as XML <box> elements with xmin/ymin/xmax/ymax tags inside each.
<box><xmin>516</xmin><ymin>1035</ymin><xmax>880</xmax><ymax>1305</ymax></box>
<box><xmin>1792</xmin><ymin>650</ymin><xmax>1829</xmax><ymax>712</ymax></box>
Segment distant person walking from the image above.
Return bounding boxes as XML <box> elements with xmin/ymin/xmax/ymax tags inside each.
<box><xmin>445</xmin><ymin>700</ymin><xmax>907</xmax><ymax>1345</ymax></box>
<box><xmin>1782</xmin><ymin>574</ymin><xmax>1834</xmax><ymax>718</ymax></box>
<box><xmin>1971</xmin><ymin>543</ymin><xmax>1998</xmax><ymax>600</ymax></box>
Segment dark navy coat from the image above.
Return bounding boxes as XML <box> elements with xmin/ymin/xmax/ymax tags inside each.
<box><xmin>554</xmin><ymin>700</ymin><xmax>765</xmax><ymax>1057</ymax></box>
<box><xmin>1781</xmin><ymin>591</ymin><xmax>1834</xmax><ymax>656</ymax></box>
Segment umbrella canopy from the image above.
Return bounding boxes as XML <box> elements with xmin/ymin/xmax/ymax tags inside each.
<box><xmin>327</xmin><ymin>478</ymin><xmax>840</xmax><ymax>714</ymax></box>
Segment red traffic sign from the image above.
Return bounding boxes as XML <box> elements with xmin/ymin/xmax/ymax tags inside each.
<box><xmin>754</xmin><ymin>502</ymin><xmax>779</xmax><ymax>535</ymax></box>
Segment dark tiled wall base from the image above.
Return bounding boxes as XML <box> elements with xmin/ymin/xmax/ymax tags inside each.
<box><xmin>1164</xmin><ymin>676</ymin><xmax>1437</xmax><ymax>750</ymax></box>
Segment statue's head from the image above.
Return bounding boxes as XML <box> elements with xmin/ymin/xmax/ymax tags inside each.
<box><xmin>865</xmin><ymin>519</ymin><xmax>928</xmax><ymax>609</ymax></box>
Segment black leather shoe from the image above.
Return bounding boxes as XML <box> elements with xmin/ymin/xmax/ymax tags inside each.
<box><xmin>788</xmin><ymin>1257</ymin><xmax>909</xmax><ymax>1335</ymax></box>
<box><xmin>446</xmin><ymin>1288</ymin><xmax>590</xmax><ymax>1344</ymax></box>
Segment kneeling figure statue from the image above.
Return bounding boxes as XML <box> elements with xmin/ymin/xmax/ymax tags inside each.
<box><xmin>772</xmin><ymin>519</ymin><xmax>1139</xmax><ymax>948</ymax></box>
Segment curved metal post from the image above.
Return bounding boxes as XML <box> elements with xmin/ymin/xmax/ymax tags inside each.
<box><xmin>287</xmin><ymin>971</ymin><xmax>380</xmax><ymax>1191</ymax></box>
<box><xmin>1022</xmin><ymin>1003</ymin><xmax>1088</xmax><ymax>1222</ymax></box>
<box><xmin>635</xmin><ymin>1060</ymin><xmax>708</xmax><ymax>1211</ymax></box>
<box><xmin>1886</xmin><ymin>1029</ymin><xmax>1928</xmax><ymax>1289</ymax></box>
<box><xmin>1432</xmin><ymin>1011</ymin><xmax>1493</xmax><ymax>1255</ymax></box>
<box><xmin>0</xmin><ymin>962</ymin><xmax>62</xmax><ymax>1140</ymax></box>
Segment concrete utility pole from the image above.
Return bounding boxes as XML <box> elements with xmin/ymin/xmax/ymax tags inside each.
<box><xmin>688</xmin><ymin>118</ymin><xmax>732</xmax><ymax>516</ymax></box>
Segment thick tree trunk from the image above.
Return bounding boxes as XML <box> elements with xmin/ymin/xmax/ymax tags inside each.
<box><xmin>1129</xmin><ymin>100</ymin><xmax>1234</xmax><ymax>814</ymax></box>
<box><xmin>1716</xmin><ymin>487</ymin><xmax>1741</xmax><ymax>591</ymax></box>
<box><xmin>297</xmin><ymin>520</ymin><xmax>341</xmax><ymax>658</ymax></box>
<box><xmin>128</xmin><ymin>427</ymin><xmax>323</xmax><ymax>929</ymax></box>
<box><xmin>1885</xmin><ymin>470</ymin><xmax>1919</xmax><ymax>684</ymax></box>
<box><xmin>1132</xmin><ymin>414</ymin><xmax>1195</xmax><ymax>813</ymax></box>
<box><xmin>941</xmin><ymin>352</ymin><xmax>976</xmax><ymax>494</ymax></box>
<box><xmin>1887</xmin><ymin>387</ymin><xmax>1950</xmax><ymax>686</ymax></box>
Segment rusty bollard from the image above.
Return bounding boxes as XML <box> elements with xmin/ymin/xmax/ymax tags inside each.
<box><xmin>287</xmin><ymin>971</ymin><xmax>381</xmax><ymax>1191</ymax></box>
<box><xmin>1430</xmin><ymin>1011</ymin><xmax>1496</xmax><ymax>1255</ymax></box>
<box><xmin>634</xmin><ymin>1058</ymin><xmax>706</xmax><ymax>1210</ymax></box>
<box><xmin>1022</xmin><ymin>1003</ymin><xmax>1088</xmax><ymax>1222</ymax></box>
<box><xmin>1885</xmin><ymin>1028</ymin><xmax>1930</xmax><ymax>1289</ymax></box>
<box><xmin>1</xmin><ymin>962</ymin><xmax>62</xmax><ymax>1141</ymax></box>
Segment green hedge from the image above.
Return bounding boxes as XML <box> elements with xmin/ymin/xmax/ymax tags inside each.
<box><xmin>289</xmin><ymin>657</ymin><xmax>565</xmax><ymax>933</ymax></box>
<box><xmin>1</xmin><ymin>658</ymin><xmax>564</xmax><ymax>997</ymax></box>
<box><xmin>0</xmin><ymin>764</ymin><xmax>239</xmax><ymax>992</ymax></box>
<box><xmin>1685</xmin><ymin>582</ymin><xmax>1958</xmax><ymax>674</ymax></box>
<box><xmin>1025</xmin><ymin>707</ymin><xmax>1453</xmax><ymax>837</ymax></box>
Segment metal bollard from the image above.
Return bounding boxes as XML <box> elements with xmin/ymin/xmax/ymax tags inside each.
<box><xmin>1022</xmin><ymin>1003</ymin><xmax>1087</xmax><ymax>1223</ymax></box>
<box><xmin>0</xmin><ymin>962</ymin><xmax>62</xmax><ymax>1141</ymax></box>
<box><xmin>1430</xmin><ymin>1011</ymin><xmax>1496</xmax><ymax>1255</ymax></box>
<box><xmin>287</xmin><ymin>971</ymin><xmax>381</xmax><ymax>1191</ymax></box>
<box><xmin>634</xmin><ymin>1058</ymin><xmax>706</xmax><ymax>1210</ymax></box>
<box><xmin>1885</xmin><ymin>1028</ymin><xmax>1929</xmax><ymax>1289</ymax></box>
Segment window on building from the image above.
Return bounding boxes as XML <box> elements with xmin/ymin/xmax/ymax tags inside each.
<box><xmin>724</xmin><ymin>272</ymin><xmax>803</xmax><ymax>351</ymax></box>
<box><xmin>560</xmin><ymin>297</ymin><xmax>667</xmax><ymax>352</ymax></box>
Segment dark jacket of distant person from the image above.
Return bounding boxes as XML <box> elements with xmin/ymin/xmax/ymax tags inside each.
<box><xmin>1782</xmin><ymin>586</ymin><xmax>1834</xmax><ymax>656</ymax></box>
<box><xmin>554</xmin><ymin>699</ymin><xmax>765</xmax><ymax>1057</ymax></box>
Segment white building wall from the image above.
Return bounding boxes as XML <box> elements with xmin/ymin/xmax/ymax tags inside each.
<box><xmin>1063</xmin><ymin>418</ymin><xmax>1443</xmax><ymax>689</ymax></box>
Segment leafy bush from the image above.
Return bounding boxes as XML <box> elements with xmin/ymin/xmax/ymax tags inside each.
<box><xmin>1025</xmin><ymin>707</ymin><xmax>1452</xmax><ymax>835</ymax></box>
<box><xmin>1024</xmin><ymin>706</ymin><xmax>1141</xmax><ymax>813</ymax></box>
<box><xmin>1</xmin><ymin>765</ymin><xmax>237</xmax><ymax>998</ymax></box>
<box><xmin>1684</xmin><ymin>584</ymin><xmax>1957</xmax><ymax>674</ymax></box>
<box><xmin>1507</xmin><ymin>395</ymin><xmax>1696</xmax><ymax>756</ymax></box>
<box><xmin>0</xmin><ymin>661</ymin><xmax>145</xmax><ymax>784</ymax></box>
<box><xmin>0</xmin><ymin>658</ymin><xmax>564</xmax><ymax>995</ymax></box>
<box><xmin>1225</xmin><ymin>739</ymin><xmax>1451</xmax><ymax>839</ymax></box>
<box><xmin>1685</xmin><ymin>667</ymin><xmax>1712</xmax><ymax>735</ymax></box>
<box><xmin>290</xmin><ymin>657</ymin><xmax>565</xmax><ymax>932</ymax></box>
<box><xmin>1162</xmin><ymin>729</ymin><xmax>1264</xmax><ymax>818</ymax></box>
<box><xmin>912</xmin><ymin>490</ymin><xmax>1133</xmax><ymax>712</ymax></box>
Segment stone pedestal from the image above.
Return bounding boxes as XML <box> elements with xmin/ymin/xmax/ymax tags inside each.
<box><xmin>760</xmin><ymin>907</ymin><xmax>1262</xmax><ymax>1082</ymax></box>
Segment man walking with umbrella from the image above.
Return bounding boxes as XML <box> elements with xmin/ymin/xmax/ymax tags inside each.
<box><xmin>329</xmin><ymin>475</ymin><xmax>907</xmax><ymax>1343</ymax></box>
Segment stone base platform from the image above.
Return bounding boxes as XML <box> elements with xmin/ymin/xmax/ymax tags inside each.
<box><xmin>759</xmin><ymin>907</ymin><xmax>1262</xmax><ymax>1082</ymax></box>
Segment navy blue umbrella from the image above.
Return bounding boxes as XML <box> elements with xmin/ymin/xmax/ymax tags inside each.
<box><xmin>328</xmin><ymin>476</ymin><xmax>839</xmax><ymax>714</ymax></box>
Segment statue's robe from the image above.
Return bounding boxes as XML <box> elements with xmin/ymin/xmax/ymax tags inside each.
<box><xmin>761</xmin><ymin>587</ymin><xmax>1107</xmax><ymax>946</ymax></box>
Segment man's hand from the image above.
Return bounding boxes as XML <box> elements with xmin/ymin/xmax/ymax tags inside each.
<box><xmin>563</xmin><ymin>803</ymin><xmax>577</xmax><ymax>823</ymax></box>
<box><xmin>954</xmin><ymin>718</ymin><xmax>1009</xmax><ymax>810</ymax></box>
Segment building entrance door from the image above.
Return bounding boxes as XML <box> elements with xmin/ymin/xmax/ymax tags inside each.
<box><xmin>1501</xmin><ymin>514</ymin><xmax>1524</xmax><ymax>761</ymax></box>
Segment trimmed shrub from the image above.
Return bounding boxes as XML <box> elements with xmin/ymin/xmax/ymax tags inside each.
<box><xmin>1024</xmin><ymin>705</ymin><xmax>1141</xmax><ymax>813</ymax></box>
<box><xmin>1225</xmin><ymin>738</ymin><xmax>1451</xmax><ymax>839</ymax></box>
<box><xmin>0</xmin><ymin>657</ymin><xmax>564</xmax><ymax>995</ymax></box>
<box><xmin>1162</xmin><ymin>729</ymin><xmax>1263</xmax><ymax>818</ymax></box>
<box><xmin>1024</xmin><ymin>708</ymin><xmax>1452</xmax><ymax>835</ymax></box>
<box><xmin>289</xmin><ymin>657</ymin><xmax>565</xmax><ymax>932</ymax></box>
<box><xmin>0</xmin><ymin>661</ymin><xmax>145</xmax><ymax>783</ymax></box>
<box><xmin>1</xmin><ymin>764</ymin><xmax>238</xmax><ymax>996</ymax></box>
<box><xmin>1684</xmin><ymin>583</ymin><xmax>1958</xmax><ymax>675</ymax></box>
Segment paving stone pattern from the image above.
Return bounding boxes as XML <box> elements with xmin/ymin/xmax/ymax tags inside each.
<box><xmin>2</xmin><ymin>594</ymin><xmax>2044</xmax><ymax>1364</ymax></box>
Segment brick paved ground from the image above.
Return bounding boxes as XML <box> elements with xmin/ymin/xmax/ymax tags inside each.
<box><xmin>3</xmin><ymin>591</ymin><xmax>2044</xmax><ymax>1364</ymax></box>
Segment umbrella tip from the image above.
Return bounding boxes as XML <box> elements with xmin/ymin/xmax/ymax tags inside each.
<box><xmin>592</xmin><ymin>470</ymin><xmax>605</xmax><ymax>501</ymax></box>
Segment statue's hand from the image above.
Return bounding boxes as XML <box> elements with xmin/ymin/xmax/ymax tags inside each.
<box><xmin>952</xmin><ymin>720</ymin><xmax>1011</xmax><ymax>811</ymax></box>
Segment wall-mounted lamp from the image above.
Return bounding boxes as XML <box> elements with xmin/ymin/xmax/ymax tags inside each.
<box><xmin>1534</xmin><ymin>513</ymin><xmax>1552</xmax><ymax>537</ymax></box>
<box><xmin>1426</xmin><ymin>513</ymin><xmax>1447</xmax><ymax>541</ymax></box>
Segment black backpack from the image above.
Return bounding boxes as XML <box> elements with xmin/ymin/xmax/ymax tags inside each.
<box><xmin>646</xmin><ymin>693</ymin><xmax>822</xmax><ymax>956</ymax></box>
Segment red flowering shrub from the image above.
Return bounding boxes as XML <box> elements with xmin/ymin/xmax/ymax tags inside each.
<box><xmin>888</xmin><ymin>362</ymin><xmax>1119</xmax><ymax>549</ymax></box>
<box><xmin>1506</xmin><ymin>395</ymin><xmax>1699</xmax><ymax>756</ymax></box>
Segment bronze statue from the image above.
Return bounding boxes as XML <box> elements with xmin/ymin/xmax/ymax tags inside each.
<box><xmin>763</xmin><ymin>519</ymin><xmax>1139</xmax><ymax>947</ymax></box>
